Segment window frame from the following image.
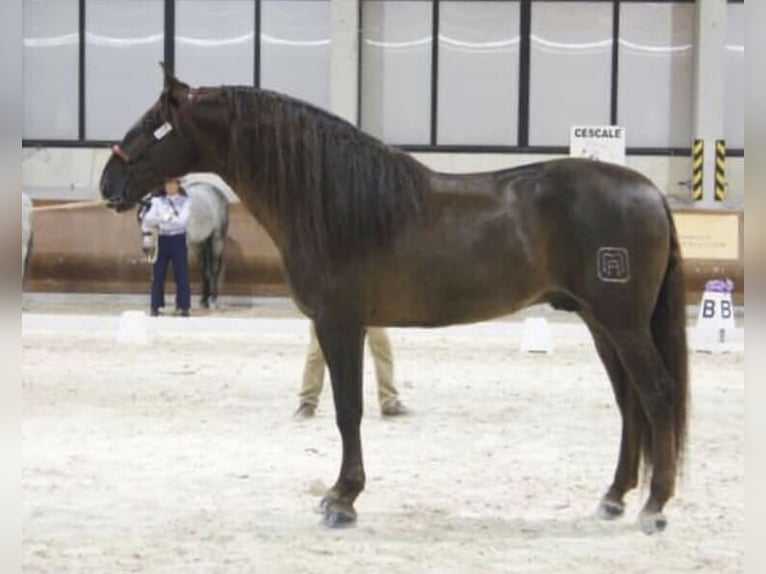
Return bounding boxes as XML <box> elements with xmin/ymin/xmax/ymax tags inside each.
<box><xmin>22</xmin><ymin>0</ymin><xmax>745</xmax><ymax>158</ymax></box>
<box><xmin>359</xmin><ymin>0</ymin><xmax>744</xmax><ymax>157</ymax></box>
<box><xmin>22</xmin><ymin>0</ymin><xmax>81</xmax><ymax>140</ymax></box>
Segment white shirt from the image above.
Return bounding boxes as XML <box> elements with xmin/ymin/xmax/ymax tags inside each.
<box><xmin>141</xmin><ymin>194</ymin><xmax>192</xmax><ymax>236</ymax></box>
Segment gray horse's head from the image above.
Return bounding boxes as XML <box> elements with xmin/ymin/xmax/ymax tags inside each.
<box><xmin>136</xmin><ymin>197</ymin><xmax>158</xmax><ymax>261</ymax></box>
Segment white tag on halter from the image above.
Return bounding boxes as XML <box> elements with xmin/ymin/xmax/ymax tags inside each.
<box><xmin>153</xmin><ymin>122</ymin><xmax>173</xmax><ymax>140</ymax></box>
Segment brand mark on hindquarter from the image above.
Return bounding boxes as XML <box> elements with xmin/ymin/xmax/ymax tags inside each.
<box><xmin>597</xmin><ymin>247</ymin><xmax>630</xmax><ymax>283</ymax></box>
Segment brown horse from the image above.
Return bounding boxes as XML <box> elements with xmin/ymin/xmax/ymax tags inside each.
<box><xmin>99</xmin><ymin>67</ymin><xmax>688</xmax><ymax>534</ymax></box>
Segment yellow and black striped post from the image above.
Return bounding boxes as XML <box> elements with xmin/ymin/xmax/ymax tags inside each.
<box><xmin>715</xmin><ymin>139</ymin><xmax>726</xmax><ymax>201</ymax></box>
<box><xmin>691</xmin><ymin>139</ymin><xmax>704</xmax><ymax>201</ymax></box>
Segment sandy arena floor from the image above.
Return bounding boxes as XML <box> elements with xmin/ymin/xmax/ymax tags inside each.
<box><xmin>22</xmin><ymin>303</ymin><xmax>744</xmax><ymax>573</ymax></box>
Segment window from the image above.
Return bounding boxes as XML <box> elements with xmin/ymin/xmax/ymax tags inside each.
<box><xmin>175</xmin><ymin>0</ymin><xmax>255</xmax><ymax>87</ymax></box>
<box><xmin>618</xmin><ymin>2</ymin><xmax>695</xmax><ymax>148</ymax></box>
<box><xmin>23</xmin><ymin>0</ymin><xmax>79</xmax><ymax>140</ymax></box>
<box><xmin>529</xmin><ymin>2</ymin><xmax>612</xmax><ymax>146</ymax></box>
<box><xmin>20</xmin><ymin>0</ymin><xmax>741</xmax><ymax>157</ymax></box>
<box><xmin>361</xmin><ymin>0</ymin><xmax>432</xmax><ymax>145</ymax></box>
<box><xmin>85</xmin><ymin>0</ymin><xmax>165</xmax><ymax>140</ymax></box>
<box><xmin>724</xmin><ymin>2</ymin><xmax>743</xmax><ymax>149</ymax></box>
<box><xmin>260</xmin><ymin>0</ymin><xmax>331</xmax><ymax>110</ymax></box>
<box><xmin>438</xmin><ymin>1</ymin><xmax>520</xmax><ymax>145</ymax></box>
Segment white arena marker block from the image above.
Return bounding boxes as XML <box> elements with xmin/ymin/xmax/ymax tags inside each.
<box><xmin>520</xmin><ymin>317</ymin><xmax>552</xmax><ymax>353</ymax></box>
<box><xmin>116</xmin><ymin>310</ymin><xmax>152</xmax><ymax>345</ymax></box>
<box><xmin>693</xmin><ymin>278</ymin><xmax>735</xmax><ymax>354</ymax></box>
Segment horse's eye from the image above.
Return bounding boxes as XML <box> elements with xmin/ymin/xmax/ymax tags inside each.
<box><xmin>142</xmin><ymin>114</ymin><xmax>160</xmax><ymax>131</ymax></box>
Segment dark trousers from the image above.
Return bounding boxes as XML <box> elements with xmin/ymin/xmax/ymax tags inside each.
<box><xmin>151</xmin><ymin>233</ymin><xmax>191</xmax><ymax>312</ymax></box>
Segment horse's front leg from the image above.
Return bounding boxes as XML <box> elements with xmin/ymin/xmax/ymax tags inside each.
<box><xmin>314</xmin><ymin>320</ymin><xmax>366</xmax><ymax>528</ymax></box>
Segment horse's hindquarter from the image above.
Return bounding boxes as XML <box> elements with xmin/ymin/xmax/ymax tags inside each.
<box><xmin>365</xmin><ymin>172</ymin><xmax>545</xmax><ymax>326</ymax></box>
<box><xmin>530</xmin><ymin>159</ymin><xmax>672</xmax><ymax>317</ymax></box>
<box><xmin>184</xmin><ymin>183</ymin><xmax>228</xmax><ymax>244</ymax></box>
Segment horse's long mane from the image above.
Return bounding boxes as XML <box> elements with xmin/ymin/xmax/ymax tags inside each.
<box><xmin>223</xmin><ymin>87</ymin><xmax>428</xmax><ymax>268</ymax></box>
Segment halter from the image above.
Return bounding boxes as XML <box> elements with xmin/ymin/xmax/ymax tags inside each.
<box><xmin>111</xmin><ymin>120</ymin><xmax>174</xmax><ymax>165</ymax></box>
<box><xmin>108</xmin><ymin>119</ymin><xmax>177</xmax><ymax>208</ymax></box>
<box><xmin>111</xmin><ymin>144</ymin><xmax>131</xmax><ymax>163</ymax></box>
<box><xmin>108</xmin><ymin>90</ymin><xmax>198</xmax><ymax>208</ymax></box>
<box><xmin>113</xmin><ymin>86</ymin><xmax>198</xmax><ymax>165</ymax></box>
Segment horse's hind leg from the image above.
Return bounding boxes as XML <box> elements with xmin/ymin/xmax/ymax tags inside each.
<box><xmin>601</xmin><ymin>328</ymin><xmax>680</xmax><ymax>534</ymax></box>
<box><xmin>194</xmin><ymin>241</ymin><xmax>211</xmax><ymax>308</ymax></box>
<box><xmin>209</xmin><ymin>233</ymin><xmax>225</xmax><ymax>308</ymax></box>
<box><xmin>585</xmin><ymin>321</ymin><xmax>643</xmax><ymax>520</ymax></box>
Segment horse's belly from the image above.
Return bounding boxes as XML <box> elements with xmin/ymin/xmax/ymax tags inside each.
<box><xmin>364</xmin><ymin>204</ymin><xmax>544</xmax><ymax>326</ymax></box>
<box><xmin>374</xmin><ymin>294</ymin><xmax>538</xmax><ymax>327</ymax></box>
<box><xmin>367</xmin><ymin>255</ymin><xmax>540</xmax><ymax>327</ymax></box>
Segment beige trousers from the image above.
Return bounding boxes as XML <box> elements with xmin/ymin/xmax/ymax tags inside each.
<box><xmin>298</xmin><ymin>325</ymin><xmax>399</xmax><ymax>410</ymax></box>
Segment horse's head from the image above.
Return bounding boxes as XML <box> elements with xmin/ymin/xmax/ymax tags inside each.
<box><xmin>136</xmin><ymin>195</ymin><xmax>158</xmax><ymax>261</ymax></box>
<box><xmin>100</xmin><ymin>64</ymin><xmax>198</xmax><ymax>212</ymax></box>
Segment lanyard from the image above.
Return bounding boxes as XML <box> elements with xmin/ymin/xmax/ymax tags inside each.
<box><xmin>163</xmin><ymin>196</ymin><xmax>180</xmax><ymax>217</ymax></box>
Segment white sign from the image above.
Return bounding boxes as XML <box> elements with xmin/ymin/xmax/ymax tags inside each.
<box><xmin>570</xmin><ymin>125</ymin><xmax>626</xmax><ymax>166</ymax></box>
<box><xmin>693</xmin><ymin>288</ymin><xmax>736</xmax><ymax>352</ymax></box>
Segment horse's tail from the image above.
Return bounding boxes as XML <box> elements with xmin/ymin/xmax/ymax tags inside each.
<box><xmin>209</xmin><ymin>184</ymin><xmax>230</xmax><ymax>236</ymax></box>
<box><xmin>649</xmin><ymin>199</ymin><xmax>689</xmax><ymax>474</ymax></box>
<box><xmin>220</xmin><ymin>199</ymin><xmax>230</xmax><ymax>238</ymax></box>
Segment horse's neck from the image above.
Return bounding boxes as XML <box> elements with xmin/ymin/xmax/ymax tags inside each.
<box><xmin>182</xmin><ymin>141</ymin><xmax>281</xmax><ymax>248</ymax></box>
<box><xmin>197</xmin><ymin>113</ymin><xmax>284</xmax><ymax>247</ymax></box>
<box><xmin>201</xmin><ymin>89</ymin><xmax>428</xmax><ymax>257</ymax></box>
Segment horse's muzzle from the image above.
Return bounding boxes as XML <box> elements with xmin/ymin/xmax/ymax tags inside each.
<box><xmin>109</xmin><ymin>200</ymin><xmax>135</xmax><ymax>213</ymax></box>
<box><xmin>102</xmin><ymin>181</ymin><xmax>135</xmax><ymax>212</ymax></box>
<box><xmin>141</xmin><ymin>234</ymin><xmax>154</xmax><ymax>254</ymax></box>
<box><xmin>100</xmin><ymin>166</ymin><xmax>137</xmax><ymax>212</ymax></box>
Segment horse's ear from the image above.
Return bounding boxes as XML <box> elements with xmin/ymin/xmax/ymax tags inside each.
<box><xmin>159</xmin><ymin>62</ymin><xmax>190</xmax><ymax>105</ymax></box>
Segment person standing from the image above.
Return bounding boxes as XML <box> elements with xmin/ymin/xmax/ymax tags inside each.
<box><xmin>141</xmin><ymin>177</ymin><xmax>192</xmax><ymax>316</ymax></box>
<box><xmin>294</xmin><ymin>324</ymin><xmax>410</xmax><ymax>418</ymax></box>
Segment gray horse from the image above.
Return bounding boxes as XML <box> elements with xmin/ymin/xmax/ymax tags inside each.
<box><xmin>138</xmin><ymin>180</ymin><xmax>229</xmax><ymax>308</ymax></box>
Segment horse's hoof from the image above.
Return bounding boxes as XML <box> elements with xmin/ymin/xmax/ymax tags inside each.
<box><xmin>639</xmin><ymin>510</ymin><xmax>668</xmax><ymax>534</ymax></box>
<box><xmin>318</xmin><ymin>494</ymin><xmax>356</xmax><ymax>528</ymax></box>
<box><xmin>318</xmin><ymin>494</ymin><xmax>335</xmax><ymax>513</ymax></box>
<box><xmin>313</xmin><ymin>496</ymin><xmax>330</xmax><ymax>515</ymax></box>
<box><xmin>200</xmin><ymin>300</ymin><xmax>210</xmax><ymax>309</ymax></box>
<box><xmin>321</xmin><ymin>506</ymin><xmax>357</xmax><ymax>529</ymax></box>
<box><xmin>597</xmin><ymin>498</ymin><xmax>625</xmax><ymax>520</ymax></box>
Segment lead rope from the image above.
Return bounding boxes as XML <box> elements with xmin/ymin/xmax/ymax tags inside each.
<box><xmin>32</xmin><ymin>199</ymin><xmax>110</xmax><ymax>212</ymax></box>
